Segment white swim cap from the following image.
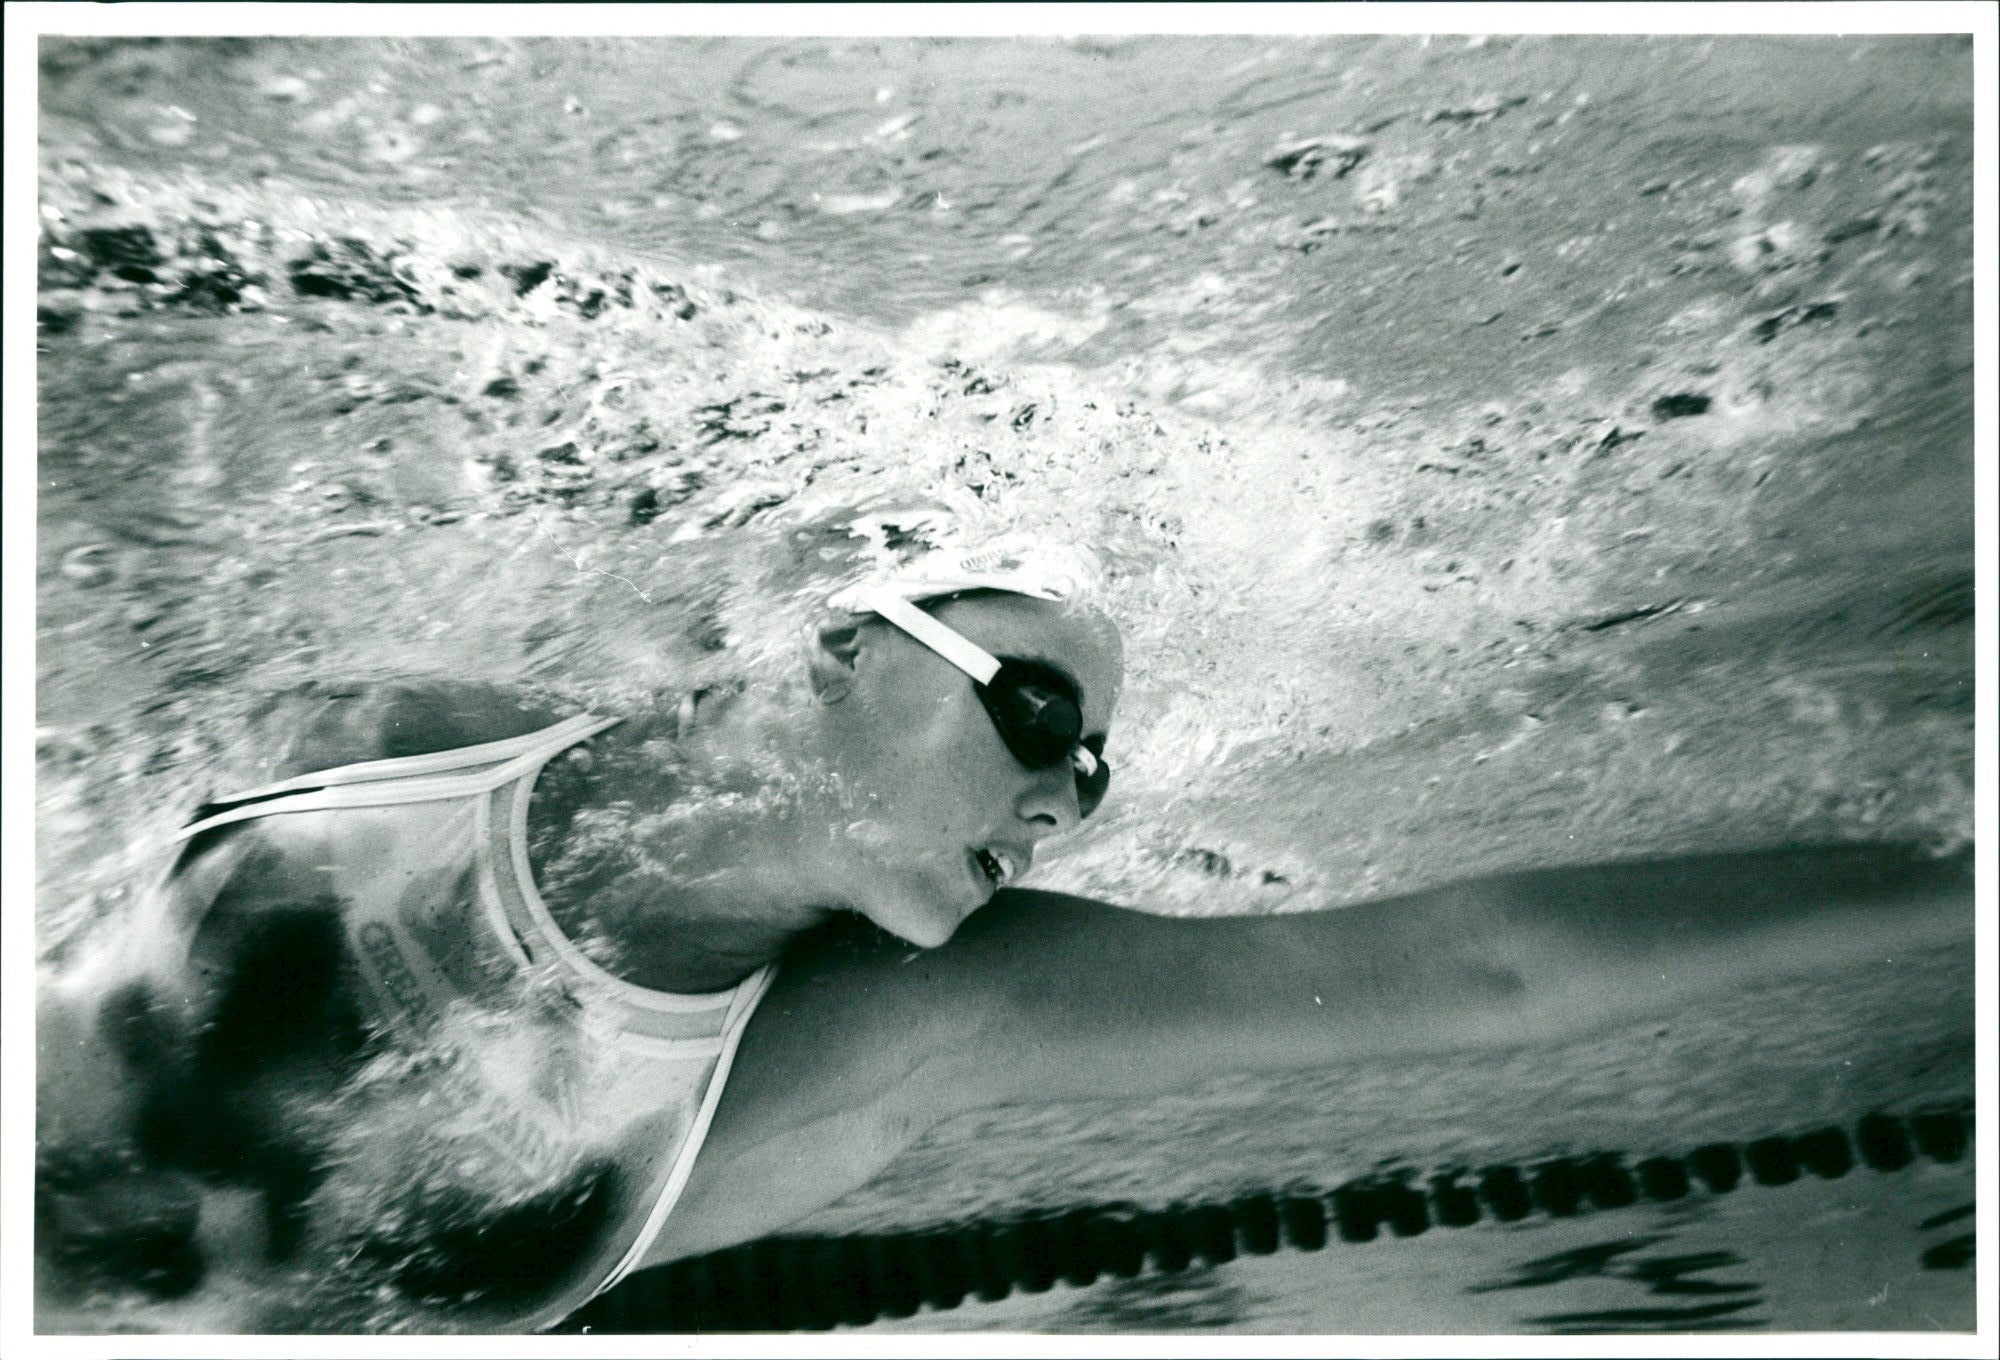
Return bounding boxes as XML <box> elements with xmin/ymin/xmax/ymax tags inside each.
<box><xmin>826</xmin><ymin>523</ymin><xmax>1103</xmax><ymax>615</ymax></box>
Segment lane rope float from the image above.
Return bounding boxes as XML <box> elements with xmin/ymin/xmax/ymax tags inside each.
<box><xmin>558</xmin><ymin>1105</ymin><xmax>1974</xmax><ymax>1333</ymax></box>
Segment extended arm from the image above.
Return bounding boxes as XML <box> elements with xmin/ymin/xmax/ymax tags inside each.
<box><xmin>953</xmin><ymin>840</ymin><xmax>1970</xmax><ymax>1107</ymax></box>
<box><xmin>645</xmin><ymin>841</ymin><xmax>1969</xmax><ymax>1266</ymax></box>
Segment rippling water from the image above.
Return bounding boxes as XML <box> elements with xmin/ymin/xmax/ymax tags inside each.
<box><xmin>34</xmin><ymin>34</ymin><xmax>1975</xmax><ymax>1332</ymax></box>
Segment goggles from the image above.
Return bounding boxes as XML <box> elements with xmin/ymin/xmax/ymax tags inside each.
<box><xmin>854</xmin><ymin>590</ymin><xmax>1110</xmax><ymax>818</ymax></box>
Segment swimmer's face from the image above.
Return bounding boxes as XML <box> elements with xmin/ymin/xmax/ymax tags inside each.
<box><xmin>809</xmin><ymin>593</ymin><xmax>1123</xmax><ymax>948</ymax></box>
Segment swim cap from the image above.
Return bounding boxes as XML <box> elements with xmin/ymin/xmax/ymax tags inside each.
<box><xmin>826</xmin><ymin>525</ymin><xmax>1102</xmax><ymax>614</ymax></box>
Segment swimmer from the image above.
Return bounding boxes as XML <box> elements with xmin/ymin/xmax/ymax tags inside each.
<box><xmin>34</xmin><ymin>534</ymin><xmax>1971</xmax><ymax>1334</ymax></box>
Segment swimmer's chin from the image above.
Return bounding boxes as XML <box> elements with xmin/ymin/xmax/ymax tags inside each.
<box><xmin>874</xmin><ymin>917</ymin><xmax>960</xmax><ymax>950</ymax></box>
<box><xmin>852</xmin><ymin>898</ymin><xmax>972</xmax><ymax>951</ymax></box>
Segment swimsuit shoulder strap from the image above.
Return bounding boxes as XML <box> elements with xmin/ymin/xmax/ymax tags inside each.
<box><xmin>174</xmin><ymin>713</ymin><xmax>619</xmax><ymax>843</ymax></box>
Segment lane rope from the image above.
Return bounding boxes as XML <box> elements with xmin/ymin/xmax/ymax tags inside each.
<box><xmin>559</xmin><ymin>1105</ymin><xmax>1974</xmax><ymax>1333</ymax></box>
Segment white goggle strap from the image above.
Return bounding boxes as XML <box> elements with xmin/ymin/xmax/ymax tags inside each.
<box><xmin>859</xmin><ymin>591</ymin><xmax>1003</xmax><ymax>686</ymax></box>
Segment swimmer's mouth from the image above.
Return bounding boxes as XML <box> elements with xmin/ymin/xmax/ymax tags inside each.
<box><xmin>972</xmin><ymin>847</ymin><xmax>1023</xmax><ymax>890</ymax></box>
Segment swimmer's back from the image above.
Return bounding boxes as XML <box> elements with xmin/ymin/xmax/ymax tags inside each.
<box><xmin>151</xmin><ymin>682</ymin><xmax>566</xmax><ymax>925</ymax></box>
<box><xmin>170</xmin><ymin>680</ymin><xmax>570</xmax><ymax>873</ymax></box>
<box><xmin>247</xmin><ymin>679</ymin><xmax>567</xmax><ymax>782</ymax></box>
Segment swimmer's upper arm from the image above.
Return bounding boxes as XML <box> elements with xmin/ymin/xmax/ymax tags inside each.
<box><xmin>648</xmin><ymin>895</ymin><xmax>1491</xmax><ymax>1260</ymax></box>
<box><xmin>646</xmin><ymin>918</ymin><xmax>998</xmax><ymax>1261</ymax></box>
<box><xmin>651</xmin><ymin>900</ymin><xmax>1480</xmax><ymax>1260</ymax></box>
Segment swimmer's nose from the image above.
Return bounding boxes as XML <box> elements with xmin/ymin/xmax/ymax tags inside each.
<box><xmin>1016</xmin><ymin>763</ymin><xmax>1081</xmax><ymax>837</ymax></box>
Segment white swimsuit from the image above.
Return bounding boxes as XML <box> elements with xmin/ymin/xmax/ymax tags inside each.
<box><xmin>176</xmin><ymin>714</ymin><xmax>775</xmax><ymax>1325</ymax></box>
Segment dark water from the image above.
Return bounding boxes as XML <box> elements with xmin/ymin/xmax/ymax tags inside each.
<box><xmin>35</xmin><ymin>34</ymin><xmax>1976</xmax><ymax>1333</ymax></box>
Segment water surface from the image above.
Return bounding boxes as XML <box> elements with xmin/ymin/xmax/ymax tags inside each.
<box><xmin>35</xmin><ymin>34</ymin><xmax>1975</xmax><ymax>1333</ymax></box>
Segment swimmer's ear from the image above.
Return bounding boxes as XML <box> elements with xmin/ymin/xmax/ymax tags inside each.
<box><xmin>807</xmin><ymin>616</ymin><xmax>864</xmax><ymax>704</ymax></box>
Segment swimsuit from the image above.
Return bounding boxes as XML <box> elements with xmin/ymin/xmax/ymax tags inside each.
<box><xmin>174</xmin><ymin>714</ymin><xmax>775</xmax><ymax>1325</ymax></box>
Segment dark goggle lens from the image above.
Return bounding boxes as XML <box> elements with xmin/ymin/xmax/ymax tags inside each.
<box><xmin>977</xmin><ymin>662</ymin><xmax>1111</xmax><ymax>818</ymax></box>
